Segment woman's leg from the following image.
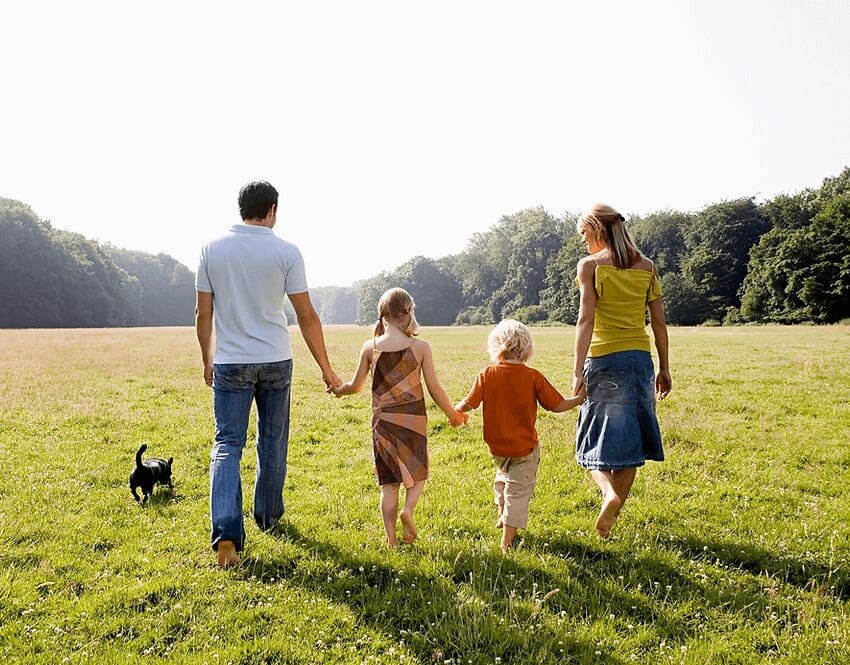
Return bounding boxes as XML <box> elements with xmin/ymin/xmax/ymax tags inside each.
<box><xmin>400</xmin><ymin>480</ymin><xmax>426</xmax><ymax>544</ymax></box>
<box><xmin>380</xmin><ymin>484</ymin><xmax>400</xmax><ymax>547</ymax></box>
<box><xmin>591</xmin><ymin>467</ymin><xmax>637</xmax><ymax>538</ymax></box>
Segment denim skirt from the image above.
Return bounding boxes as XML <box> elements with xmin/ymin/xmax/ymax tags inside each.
<box><xmin>575</xmin><ymin>350</ymin><xmax>664</xmax><ymax>470</ymax></box>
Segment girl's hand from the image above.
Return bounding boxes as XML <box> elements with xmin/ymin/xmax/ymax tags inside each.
<box><xmin>655</xmin><ymin>369</ymin><xmax>672</xmax><ymax>400</ymax></box>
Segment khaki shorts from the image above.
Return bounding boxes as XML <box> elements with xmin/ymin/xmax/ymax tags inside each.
<box><xmin>492</xmin><ymin>446</ymin><xmax>540</xmax><ymax>529</ymax></box>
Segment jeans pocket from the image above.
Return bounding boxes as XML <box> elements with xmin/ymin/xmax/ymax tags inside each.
<box><xmin>589</xmin><ymin>370</ymin><xmax>630</xmax><ymax>403</ymax></box>
<box><xmin>214</xmin><ymin>364</ymin><xmax>252</xmax><ymax>390</ymax></box>
<box><xmin>260</xmin><ymin>361</ymin><xmax>292</xmax><ymax>390</ymax></box>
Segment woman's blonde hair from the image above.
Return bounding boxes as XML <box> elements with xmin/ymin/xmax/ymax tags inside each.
<box><xmin>577</xmin><ymin>203</ymin><xmax>642</xmax><ymax>269</ymax></box>
<box><xmin>374</xmin><ymin>287</ymin><xmax>420</xmax><ymax>337</ymax></box>
<box><xmin>487</xmin><ymin>319</ymin><xmax>533</xmax><ymax>363</ymax></box>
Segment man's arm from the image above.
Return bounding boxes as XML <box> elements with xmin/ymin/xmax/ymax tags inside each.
<box><xmin>195</xmin><ymin>290</ymin><xmax>214</xmax><ymax>387</ymax></box>
<box><xmin>289</xmin><ymin>291</ymin><xmax>341</xmax><ymax>392</ymax></box>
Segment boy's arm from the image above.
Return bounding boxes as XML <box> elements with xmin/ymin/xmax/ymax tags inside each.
<box><xmin>551</xmin><ymin>386</ymin><xmax>587</xmax><ymax>413</ymax></box>
<box><xmin>333</xmin><ymin>342</ymin><xmax>372</xmax><ymax>396</ymax></box>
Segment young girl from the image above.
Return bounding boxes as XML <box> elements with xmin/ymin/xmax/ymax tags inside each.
<box><xmin>456</xmin><ymin>320</ymin><xmax>586</xmax><ymax>551</ymax></box>
<box><xmin>333</xmin><ymin>288</ymin><xmax>467</xmax><ymax>547</ymax></box>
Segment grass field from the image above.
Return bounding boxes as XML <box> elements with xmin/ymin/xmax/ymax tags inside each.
<box><xmin>0</xmin><ymin>325</ymin><xmax>848</xmax><ymax>664</ymax></box>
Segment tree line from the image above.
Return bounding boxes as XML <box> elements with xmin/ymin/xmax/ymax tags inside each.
<box><xmin>352</xmin><ymin>167</ymin><xmax>850</xmax><ymax>326</ymax></box>
<box><xmin>0</xmin><ymin>198</ymin><xmax>195</xmax><ymax>328</ymax></box>
<box><xmin>2</xmin><ymin>167</ymin><xmax>848</xmax><ymax>328</ymax></box>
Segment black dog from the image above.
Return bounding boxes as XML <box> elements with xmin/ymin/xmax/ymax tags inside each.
<box><xmin>129</xmin><ymin>444</ymin><xmax>173</xmax><ymax>504</ymax></box>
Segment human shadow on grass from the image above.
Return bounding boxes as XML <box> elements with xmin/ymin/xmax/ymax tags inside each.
<box><xmin>662</xmin><ymin>532</ymin><xmax>849</xmax><ymax>600</ymax></box>
<box><xmin>237</xmin><ymin>522</ymin><xmax>631</xmax><ymax>665</ymax></box>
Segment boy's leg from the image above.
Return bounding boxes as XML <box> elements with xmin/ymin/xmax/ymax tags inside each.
<box><xmin>501</xmin><ymin>447</ymin><xmax>540</xmax><ymax>550</ymax></box>
<box><xmin>400</xmin><ymin>480</ymin><xmax>426</xmax><ymax>544</ymax></box>
<box><xmin>211</xmin><ymin>364</ymin><xmax>255</xmax><ymax>562</ymax></box>
<box><xmin>380</xmin><ymin>484</ymin><xmax>400</xmax><ymax>547</ymax></box>
<box><xmin>253</xmin><ymin>361</ymin><xmax>293</xmax><ymax>531</ymax></box>
<box><xmin>492</xmin><ymin>456</ymin><xmax>508</xmax><ymax>528</ymax></box>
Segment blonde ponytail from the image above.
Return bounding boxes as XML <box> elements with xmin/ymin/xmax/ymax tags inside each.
<box><xmin>374</xmin><ymin>288</ymin><xmax>420</xmax><ymax>337</ymax></box>
<box><xmin>578</xmin><ymin>204</ymin><xmax>641</xmax><ymax>269</ymax></box>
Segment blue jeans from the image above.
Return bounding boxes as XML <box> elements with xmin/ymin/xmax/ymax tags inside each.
<box><xmin>210</xmin><ymin>360</ymin><xmax>292</xmax><ymax>552</ymax></box>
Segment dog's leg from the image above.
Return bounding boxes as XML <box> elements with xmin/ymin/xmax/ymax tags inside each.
<box><xmin>132</xmin><ymin>487</ymin><xmax>141</xmax><ymax>502</ymax></box>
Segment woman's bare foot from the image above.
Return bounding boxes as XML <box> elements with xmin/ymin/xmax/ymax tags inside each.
<box><xmin>595</xmin><ymin>494</ymin><xmax>622</xmax><ymax>539</ymax></box>
<box><xmin>400</xmin><ymin>510</ymin><xmax>418</xmax><ymax>544</ymax></box>
<box><xmin>216</xmin><ymin>540</ymin><xmax>240</xmax><ymax>568</ymax></box>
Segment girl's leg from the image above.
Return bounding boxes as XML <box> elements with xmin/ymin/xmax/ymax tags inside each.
<box><xmin>380</xmin><ymin>484</ymin><xmax>400</xmax><ymax>547</ymax></box>
<box><xmin>400</xmin><ymin>481</ymin><xmax>426</xmax><ymax>544</ymax></box>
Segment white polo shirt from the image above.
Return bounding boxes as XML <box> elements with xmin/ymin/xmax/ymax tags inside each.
<box><xmin>195</xmin><ymin>224</ymin><xmax>308</xmax><ymax>364</ymax></box>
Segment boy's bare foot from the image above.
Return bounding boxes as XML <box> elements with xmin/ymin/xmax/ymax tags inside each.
<box><xmin>400</xmin><ymin>510</ymin><xmax>418</xmax><ymax>544</ymax></box>
<box><xmin>595</xmin><ymin>494</ymin><xmax>622</xmax><ymax>539</ymax></box>
<box><xmin>216</xmin><ymin>540</ymin><xmax>240</xmax><ymax>568</ymax></box>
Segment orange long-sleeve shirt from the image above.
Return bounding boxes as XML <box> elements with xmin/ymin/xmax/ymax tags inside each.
<box><xmin>461</xmin><ymin>362</ymin><xmax>565</xmax><ymax>458</ymax></box>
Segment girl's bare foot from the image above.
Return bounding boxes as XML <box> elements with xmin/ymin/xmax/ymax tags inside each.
<box><xmin>400</xmin><ymin>510</ymin><xmax>418</xmax><ymax>544</ymax></box>
<box><xmin>216</xmin><ymin>540</ymin><xmax>240</xmax><ymax>568</ymax></box>
<box><xmin>386</xmin><ymin>538</ymin><xmax>399</xmax><ymax>549</ymax></box>
<box><xmin>595</xmin><ymin>494</ymin><xmax>622</xmax><ymax>539</ymax></box>
<box><xmin>494</xmin><ymin>519</ymin><xmax>504</xmax><ymax>529</ymax></box>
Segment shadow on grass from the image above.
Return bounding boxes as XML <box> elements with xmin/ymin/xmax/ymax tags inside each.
<box><xmin>664</xmin><ymin>533</ymin><xmax>849</xmax><ymax>600</ymax></box>
<box><xmin>232</xmin><ymin>522</ymin><xmax>712</xmax><ymax>664</ymax></box>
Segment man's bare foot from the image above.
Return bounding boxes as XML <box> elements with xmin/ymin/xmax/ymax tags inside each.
<box><xmin>400</xmin><ymin>510</ymin><xmax>418</xmax><ymax>544</ymax></box>
<box><xmin>216</xmin><ymin>540</ymin><xmax>240</xmax><ymax>568</ymax></box>
<box><xmin>595</xmin><ymin>494</ymin><xmax>622</xmax><ymax>539</ymax></box>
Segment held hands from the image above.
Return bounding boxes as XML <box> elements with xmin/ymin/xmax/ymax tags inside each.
<box><xmin>323</xmin><ymin>369</ymin><xmax>343</xmax><ymax>394</ymax></box>
<box><xmin>575</xmin><ymin>383</ymin><xmax>588</xmax><ymax>402</ymax></box>
<box><xmin>571</xmin><ymin>373</ymin><xmax>585</xmax><ymax>397</ymax></box>
<box><xmin>448</xmin><ymin>410</ymin><xmax>468</xmax><ymax>427</ymax></box>
<box><xmin>655</xmin><ymin>369</ymin><xmax>672</xmax><ymax>400</ymax></box>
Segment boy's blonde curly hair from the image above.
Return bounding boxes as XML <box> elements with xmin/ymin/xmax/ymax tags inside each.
<box><xmin>487</xmin><ymin>319</ymin><xmax>533</xmax><ymax>363</ymax></box>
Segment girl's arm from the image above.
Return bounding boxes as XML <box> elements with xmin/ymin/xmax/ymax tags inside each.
<box><xmin>648</xmin><ymin>298</ymin><xmax>672</xmax><ymax>399</ymax></box>
<box><xmin>419</xmin><ymin>341</ymin><xmax>467</xmax><ymax>426</ymax></box>
<box><xmin>332</xmin><ymin>341</ymin><xmax>372</xmax><ymax>397</ymax></box>
<box><xmin>573</xmin><ymin>259</ymin><xmax>596</xmax><ymax>395</ymax></box>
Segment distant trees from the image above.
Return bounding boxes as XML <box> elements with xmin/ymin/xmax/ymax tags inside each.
<box><xmin>0</xmin><ymin>198</ymin><xmax>191</xmax><ymax>328</ymax></box>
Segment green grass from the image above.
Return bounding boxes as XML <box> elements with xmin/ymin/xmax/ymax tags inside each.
<box><xmin>0</xmin><ymin>325</ymin><xmax>848</xmax><ymax>664</ymax></box>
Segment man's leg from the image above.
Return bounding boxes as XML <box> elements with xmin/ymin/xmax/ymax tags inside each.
<box><xmin>211</xmin><ymin>364</ymin><xmax>255</xmax><ymax>559</ymax></box>
<box><xmin>253</xmin><ymin>361</ymin><xmax>292</xmax><ymax>531</ymax></box>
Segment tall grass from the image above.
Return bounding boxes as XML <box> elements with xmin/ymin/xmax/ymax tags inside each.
<box><xmin>0</xmin><ymin>325</ymin><xmax>848</xmax><ymax>663</ymax></box>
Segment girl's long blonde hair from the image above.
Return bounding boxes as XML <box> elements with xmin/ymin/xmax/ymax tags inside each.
<box><xmin>578</xmin><ymin>203</ymin><xmax>642</xmax><ymax>269</ymax></box>
<box><xmin>374</xmin><ymin>288</ymin><xmax>420</xmax><ymax>337</ymax></box>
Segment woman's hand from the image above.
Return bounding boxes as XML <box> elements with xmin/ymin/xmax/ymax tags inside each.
<box><xmin>655</xmin><ymin>369</ymin><xmax>672</xmax><ymax>400</ymax></box>
<box><xmin>571</xmin><ymin>373</ymin><xmax>586</xmax><ymax>397</ymax></box>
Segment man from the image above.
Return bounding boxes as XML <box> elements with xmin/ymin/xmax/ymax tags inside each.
<box><xmin>195</xmin><ymin>181</ymin><xmax>341</xmax><ymax>568</ymax></box>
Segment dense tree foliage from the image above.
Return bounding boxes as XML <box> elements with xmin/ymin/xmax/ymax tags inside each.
<box><xmin>4</xmin><ymin>166</ymin><xmax>848</xmax><ymax>329</ymax></box>
<box><xmin>1</xmin><ymin>198</ymin><xmax>191</xmax><ymax>328</ymax></box>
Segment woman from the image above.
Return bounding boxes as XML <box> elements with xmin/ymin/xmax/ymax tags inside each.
<box><xmin>572</xmin><ymin>204</ymin><xmax>672</xmax><ymax>539</ymax></box>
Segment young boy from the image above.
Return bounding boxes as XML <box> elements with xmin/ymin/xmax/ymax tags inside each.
<box><xmin>455</xmin><ymin>319</ymin><xmax>586</xmax><ymax>550</ymax></box>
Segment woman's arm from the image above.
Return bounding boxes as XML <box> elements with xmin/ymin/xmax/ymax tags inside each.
<box><xmin>332</xmin><ymin>342</ymin><xmax>372</xmax><ymax>396</ymax></box>
<box><xmin>419</xmin><ymin>341</ymin><xmax>467</xmax><ymax>426</ymax></box>
<box><xmin>572</xmin><ymin>260</ymin><xmax>597</xmax><ymax>395</ymax></box>
<box><xmin>648</xmin><ymin>298</ymin><xmax>672</xmax><ymax>399</ymax></box>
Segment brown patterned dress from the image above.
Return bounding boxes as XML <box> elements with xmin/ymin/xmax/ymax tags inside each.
<box><xmin>371</xmin><ymin>343</ymin><xmax>429</xmax><ymax>487</ymax></box>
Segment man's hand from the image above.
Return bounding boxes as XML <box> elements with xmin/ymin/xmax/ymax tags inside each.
<box><xmin>323</xmin><ymin>369</ymin><xmax>342</xmax><ymax>394</ymax></box>
<box><xmin>204</xmin><ymin>363</ymin><xmax>214</xmax><ymax>387</ymax></box>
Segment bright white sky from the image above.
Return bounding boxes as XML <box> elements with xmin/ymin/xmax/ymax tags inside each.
<box><xmin>2</xmin><ymin>1</ymin><xmax>848</xmax><ymax>286</ymax></box>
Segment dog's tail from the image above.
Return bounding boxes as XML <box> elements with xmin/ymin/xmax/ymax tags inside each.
<box><xmin>135</xmin><ymin>444</ymin><xmax>147</xmax><ymax>469</ymax></box>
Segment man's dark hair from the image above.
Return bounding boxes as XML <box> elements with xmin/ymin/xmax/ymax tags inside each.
<box><xmin>238</xmin><ymin>181</ymin><xmax>279</xmax><ymax>220</ymax></box>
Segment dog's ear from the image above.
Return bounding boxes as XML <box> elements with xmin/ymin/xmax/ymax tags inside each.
<box><xmin>167</xmin><ymin>457</ymin><xmax>173</xmax><ymax>467</ymax></box>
